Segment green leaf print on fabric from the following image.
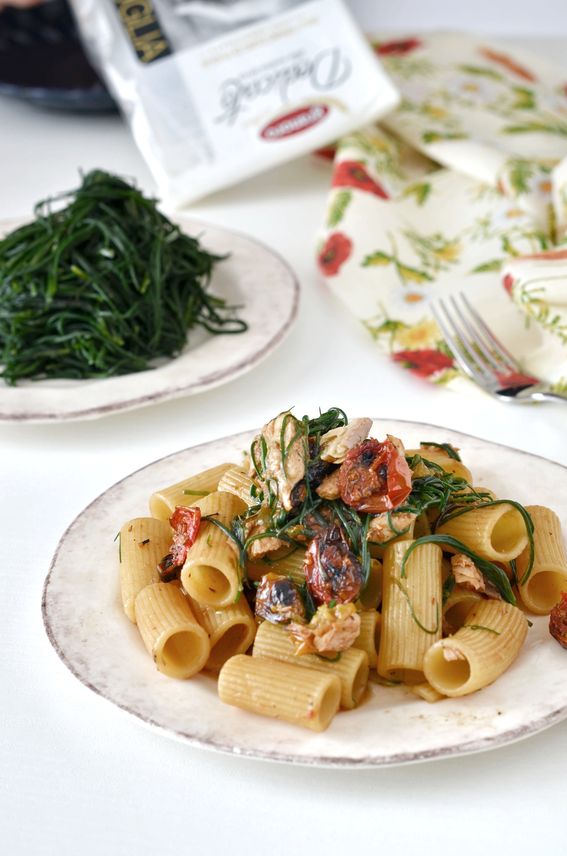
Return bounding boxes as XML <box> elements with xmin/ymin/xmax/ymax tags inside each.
<box><xmin>422</xmin><ymin>131</ymin><xmax>467</xmax><ymax>144</ymax></box>
<box><xmin>511</xmin><ymin>87</ymin><xmax>537</xmax><ymax>110</ymax></box>
<box><xmin>396</xmin><ymin>263</ymin><xmax>434</xmax><ymax>284</ymax></box>
<box><xmin>362</xmin><ymin>251</ymin><xmax>392</xmax><ymax>266</ymax></box>
<box><xmin>403</xmin><ymin>229</ymin><xmax>463</xmax><ymax>273</ymax></box>
<box><xmin>502</xmin><ymin>117</ymin><xmax>567</xmax><ymax>138</ymax></box>
<box><xmin>516</xmin><ymin>284</ymin><xmax>567</xmax><ymax>345</ymax></box>
<box><xmin>361</xmin><ymin>249</ymin><xmax>433</xmax><ymax>285</ymax></box>
<box><xmin>403</xmin><ymin>182</ymin><xmax>432</xmax><ymax>205</ymax></box>
<box><xmin>327</xmin><ymin>190</ymin><xmax>352</xmax><ymax>227</ymax></box>
<box><xmin>471</xmin><ymin>259</ymin><xmax>503</xmax><ymax>273</ymax></box>
<box><xmin>457</xmin><ymin>64</ymin><xmax>504</xmax><ymax>81</ymax></box>
<box><xmin>505</xmin><ymin>159</ymin><xmax>545</xmax><ymax>195</ymax></box>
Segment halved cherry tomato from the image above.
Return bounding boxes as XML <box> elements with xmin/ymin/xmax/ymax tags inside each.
<box><xmin>255</xmin><ymin>573</ymin><xmax>305</xmax><ymax>624</ymax></box>
<box><xmin>550</xmin><ymin>591</ymin><xmax>567</xmax><ymax>649</ymax></box>
<box><xmin>338</xmin><ymin>438</ymin><xmax>412</xmax><ymax>513</ymax></box>
<box><xmin>304</xmin><ymin>525</ymin><xmax>363</xmax><ymax>604</ymax></box>
<box><xmin>158</xmin><ymin>506</ymin><xmax>201</xmax><ymax>581</ymax></box>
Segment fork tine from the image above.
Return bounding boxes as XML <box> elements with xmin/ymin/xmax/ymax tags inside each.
<box><xmin>431</xmin><ymin>299</ymin><xmax>495</xmax><ymax>387</ymax></box>
<box><xmin>449</xmin><ymin>295</ymin><xmax>506</xmax><ymax>374</ymax></box>
<box><xmin>459</xmin><ymin>293</ymin><xmax>523</xmax><ymax>373</ymax></box>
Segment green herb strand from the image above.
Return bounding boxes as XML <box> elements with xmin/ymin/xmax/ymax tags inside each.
<box><xmin>391</xmin><ymin>578</ymin><xmax>440</xmax><ymax>634</ymax></box>
<box><xmin>462</xmin><ymin>624</ymin><xmax>501</xmax><ymax>635</ymax></box>
<box><xmin>435</xmin><ymin>499</ymin><xmax>534</xmax><ymax>584</ymax></box>
<box><xmin>400</xmin><ymin>534</ymin><xmax>516</xmax><ymax>605</ymax></box>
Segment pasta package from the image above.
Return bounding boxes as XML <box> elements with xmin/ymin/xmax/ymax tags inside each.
<box><xmin>117</xmin><ymin>407</ymin><xmax>566</xmax><ymax>731</ymax></box>
<box><xmin>69</xmin><ymin>0</ymin><xmax>398</xmax><ymax>206</ymax></box>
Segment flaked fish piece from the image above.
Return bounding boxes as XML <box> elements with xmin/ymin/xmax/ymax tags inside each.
<box><xmin>288</xmin><ymin>603</ymin><xmax>361</xmax><ymax>655</ymax></box>
<box><xmin>243</xmin><ymin>515</ymin><xmax>287</xmax><ymax>560</ymax></box>
<box><xmin>316</xmin><ymin>469</ymin><xmax>340</xmax><ymax>499</ymax></box>
<box><xmin>451</xmin><ymin>553</ymin><xmax>501</xmax><ymax>599</ymax></box>
<box><xmin>250</xmin><ymin>411</ymin><xmax>306</xmax><ymax>511</ymax></box>
<box><xmin>451</xmin><ymin>554</ymin><xmax>485</xmax><ymax>591</ymax></box>
<box><xmin>319</xmin><ymin>417</ymin><xmax>373</xmax><ymax>463</ymax></box>
<box><xmin>367</xmin><ymin>511</ymin><xmax>416</xmax><ymax>544</ymax></box>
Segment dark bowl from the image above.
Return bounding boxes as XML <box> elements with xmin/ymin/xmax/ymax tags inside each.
<box><xmin>0</xmin><ymin>0</ymin><xmax>115</xmax><ymax>112</ymax></box>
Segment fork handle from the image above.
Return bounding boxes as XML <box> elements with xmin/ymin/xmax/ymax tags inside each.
<box><xmin>517</xmin><ymin>385</ymin><xmax>567</xmax><ymax>403</ymax></box>
<box><xmin>537</xmin><ymin>391</ymin><xmax>567</xmax><ymax>403</ymax></box>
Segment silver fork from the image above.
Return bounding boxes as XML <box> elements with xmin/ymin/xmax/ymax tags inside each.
<box><xmin>431</xmin><ymin>294</ymin><xmax>567</xmax><ymax>403</ymax></box>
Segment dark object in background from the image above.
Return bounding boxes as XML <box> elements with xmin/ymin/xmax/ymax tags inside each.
<box><xmin>0</xmin><ymin>0</ymin><xmax>115</xmax><ymax>111</ymax></box>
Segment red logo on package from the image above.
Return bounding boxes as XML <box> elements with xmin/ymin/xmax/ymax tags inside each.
<box><xmin>260</xmin><ymin>104</ymin><xmax>329</xmax><ymax>141</ymax></box>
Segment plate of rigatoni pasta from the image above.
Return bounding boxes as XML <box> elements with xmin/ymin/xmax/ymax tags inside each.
<box><xmin>42</xmin><ymin>410</ymin><xmax>567</xmax><ymax>766</ymax></box>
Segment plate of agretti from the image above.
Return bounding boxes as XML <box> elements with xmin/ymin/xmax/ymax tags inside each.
<box><xmin>0</xmin><ymin>216</ymin><xmax>299</xmax><ymax>422</ymax></box>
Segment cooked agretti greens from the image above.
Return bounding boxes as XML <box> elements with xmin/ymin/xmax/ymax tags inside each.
<box><xmin>400</xmin><ymin>534</ymin><xmax>517</xmax><ymax>604</ymax></box>
<box><xmin>0</xmin><ymin>170</ymin><xmax>247</xmax><ymax>384</ymax></box>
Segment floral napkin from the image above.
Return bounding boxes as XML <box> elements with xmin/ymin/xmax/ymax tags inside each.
<box><xmin>503</xmin><ymin>248</ymin><xmax>567</xmax><ymax>346</ymax></box>
<box><xmin>317</xmin><ymin>33</ymin><xmax>567</xmax><ymax>393</ymax></box>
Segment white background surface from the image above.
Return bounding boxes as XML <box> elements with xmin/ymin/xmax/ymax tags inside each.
<box><xmin>1</xmin><ymin>3</ymin><xmax>567</xmax><ymax>855</ymax></box>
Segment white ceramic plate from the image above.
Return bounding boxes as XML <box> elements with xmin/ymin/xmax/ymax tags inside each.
<box><xmin>0</xmin><ymin>217</ymin><xmax>299</xmax><ymax>422</ymax></box>
<box><xmin>42</xmin><ymin>420</ymin><xmax>567</xmax><ymax>767</ymax></box>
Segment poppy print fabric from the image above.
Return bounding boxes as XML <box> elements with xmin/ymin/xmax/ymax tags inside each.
<box><xmin>317</xmin><ymin>33</ymin><xmax>567</xmax><ymax>394</ymax></box>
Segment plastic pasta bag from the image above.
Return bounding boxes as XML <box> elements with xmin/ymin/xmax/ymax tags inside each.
<box><xmin>69</xmin><ymin>0</ymin><xmax>398</xmax><ymax>206</ymax></box>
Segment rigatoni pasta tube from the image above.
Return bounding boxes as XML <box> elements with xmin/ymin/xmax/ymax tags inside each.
<box><xmin>353</xmin><ymin>610</ymin><xmax>380</xmax><ymax>667</ymax></box>
<box><xmin>247</xmin><ymin>548</ymin><xmax>307</xmax><ymax>585</ymax></box>
<box><xmin>218</xmin><ymin>655</ymin><xmax>341</xmax><ymax>732</ymax></box>
<box><xmin>516</xmin><ymin>505</ymin><xmax>567</xmax><ymax>614</ymax></box>
<box><xmin>436</xmin><ymin>503</ymin><xmax>528</xmax><ymax>562</ymax></box>
<box><xmin>443</xmin><ymin>586</ymin><xmax>483</xmax><ymax>634</ymax></box>
<box><xmin>377</xmin><ymin>540</ymin><xmax>442</xmax><ymax>680</ymax></box>
<box><xmin>405</xmin><ymin>447</ymin><xmax>473</xmax><ymax>483</ymax></box>
<box><xmin>119</xmin><ymin>517</ymin><xmax>170</xmax><ymax>623</ymax></box>
<box><xmin>423</xmin><ymin>600</ymin><xmax>528</xmax><ymax>697</ymax></box>
<box><xmin>134</xmin><ymin>583</ymin><xmax>210</xmax><ymax>678</ymax></box>
<box><xmin>190</xmin><ymin>596</ymin><xmax>256</xmax><ymax>671</ymax></box>
<box><xmin>411</xmin><ymin>682</ymin><xmax>445</xmax><ymax>703</ymax></box>
<box><xmin>181</xmin><ymin>491</ymin><xmax>246</xmax><ymax>608</ymax></box>
<box><xmin>217</xmin><ymin>466</ymin><xmax>256</xmax><ymax>508</ymax></box>
<box><xmin>253</xmin><ymin>621</ymin><xmax>368</xmax><ymax>709</ymax></box>
<box><xmin>149</xmin><ymin>463</ymin><xmax>233</xmax><ymax>522</ymax></box>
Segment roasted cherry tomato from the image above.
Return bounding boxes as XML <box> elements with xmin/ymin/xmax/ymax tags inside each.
<box><xmin>255</xmin><ymin>573</ymin><xmax>305</xmax><ymax>624</ymax></box>
<box><xmin>338</xmin><ymin>438</ymin><xmax>412</xmax><ymax>513</ymax></box>
<box><xmin>304</xmin><ymin>525</ymin><xmax>363</xmax><ymax>604</ymax></box>
<box><xmin>158</xmin><ymin>505</ymin><xmax>201</xmax><ymax>581</ymax></box>
<box><xmin>550</xmin><ymin>591</ymin><xmax>567</xmax><ymax>649</ymax></box>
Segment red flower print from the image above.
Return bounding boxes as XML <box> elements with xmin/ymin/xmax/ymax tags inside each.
<box><xmin>392</xmin><ymin>349</ymin><xmax>454</xmax><ymax>379</ymax></box>
<box><xmin>375</xmin><ymin>38</ymin><xmax>422</xmax><ymax>56</ymax></box>
<box><xmin>523</xmin><ymin>249</ymin><xmax>567</xmax><ymax>261</ymax></box>
<box><xmin>496</xmin><ymin>370</ymin><xmax>539</xmax><ymax>388</ymax></box>
<box><xmin>479</xmin><ymin>47</ymin><xmax>537</xmax><ymax>82</ymax></box>
<box><xmin>503</xmin><ymin>273</ymin><xmax>515</xmax><ymax>295</ymax></box>
<box><xmin>318</xmin><ymin>233</ymin><xmax>353</xmax><ymax>277</ymax></box>
<box><xmin>332</xmin><ymin>161</ymin><xmax>389</xmax><ymax>199</ymax></box>
<box><xmin>314</xmin><ymin>144</ymin><xmax>337</xmax><ymax>161</ymax></box>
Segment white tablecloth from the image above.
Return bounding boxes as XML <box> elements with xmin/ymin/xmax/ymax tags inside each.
<box><xmin>1</xmin><ymin>28</ymin><xmax>566</xmax><ymax>856</ymax></box>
